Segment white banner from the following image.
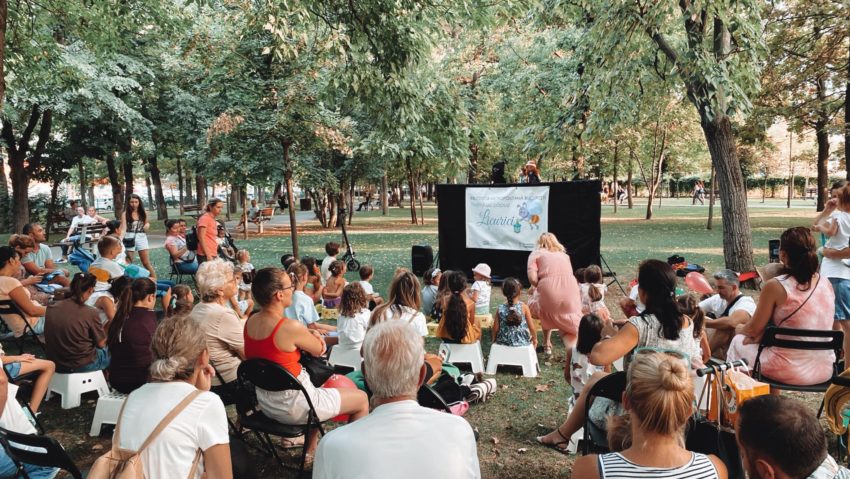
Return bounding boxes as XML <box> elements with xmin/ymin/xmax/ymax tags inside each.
<box><xmin>465</xmin><ymin>186</ymin><xmax>550</xmax><ymax>251</ymax></box>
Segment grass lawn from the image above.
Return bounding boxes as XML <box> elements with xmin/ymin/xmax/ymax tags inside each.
<box><xmin>10</xmin><ymin>196</ymin><xmax>825</xmax><ymax>478</ymax></box>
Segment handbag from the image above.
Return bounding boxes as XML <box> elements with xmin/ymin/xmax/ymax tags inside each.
<box><xmin>686</xmin><ymin>368</ymin><xmax>746</xmax><ymax>479</ymax></box>
<box><xmin>88</xmin><ymin>390</ymin><xmax>202</xmax><ymax>479</ymax></box>
<box><xmin>707</xmin><ymin>366</ymin><xmax>769</xmax><ymax>427</ymax></box>
<box><xmin>300</xmin><ymin>354</ymin><xmax>335</xmax><ymax>387</ymax></box>
<box><xmin>122</xmin><ymin>222</ymin><xmax>141</xmax><ymax>249</ymax></box>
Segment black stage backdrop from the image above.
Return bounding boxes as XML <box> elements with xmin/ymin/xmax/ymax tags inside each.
<box><xmin>436</xmin><ymin>181</ymin><xmax>601</xmax><ymax>284</ymax></box>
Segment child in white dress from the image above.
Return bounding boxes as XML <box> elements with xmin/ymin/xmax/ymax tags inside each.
<box><xmin>469</xmin><ymin>263</ymin><xmax>492</xmax><ymax>315</ymax></box>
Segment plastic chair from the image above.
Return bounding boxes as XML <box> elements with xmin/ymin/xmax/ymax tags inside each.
<box><xmin>753</xmin><ymin>327</ymin><xmax>843</xmax><ymax>416</ymax></box>
<box><xmin>582</xmin><ymin>371</ymin><xmax>627</xmax><ymax>455</ymax></box>
<box><xmin>45</xmin><ymin>370</ymin><xmax>110</xmax><ymax>409</ymax></box>
<box><xmin>439</xmin><ymin>341</ymin><xmax>485</xmax><ymax>373</ymax></box>
<box><xmin>485</xmin><ymin>343</ymin><xmax>539</xmax><ymax>377</ymax></box>
<box><xmin>328</xmin><ymin>346</ymin><xmax>362</xmax><ymax>371</ymax></box>
<box><xmin>0</xmin><ymin>426</ymin><xmax>82</xmax><ymax>479</ymax></box>
<box><xmin>89</xmin><ymin>391</ymin><xmax>128</xmax><ymax>436</ymax></box>
<box><xmin>0</xmin><ymin>300</ymin><xmax>45</xmax><ymax>354</ymax></box>
<box><xmin>236</xmin><ymin>359</ymin><xmax>327</xmax><ymax>475</ymax></box>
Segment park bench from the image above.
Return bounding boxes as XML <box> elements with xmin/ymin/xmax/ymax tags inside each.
<box><xmin>49</xmin><ymin>213</ymin><xmax>71</xmax><ymax>235</ymax></box>
<box><xmin>53</xmin><ymin>222</ymin><xmax>108</xmax><ymax>258</ymax></box>
<box><xmin>181</xmin><ymin>204</ymin><xmax>203</xmax><ymax>218</ymax></box>
<box><xmin>256</xmin><ymin>207</ymin><xmax>275</xmax><ymax>234</ymax></box>
<box><xmin>806</xmin><ymin>187</ymin><xmax>817</xmax><ymax>200</ymax></box>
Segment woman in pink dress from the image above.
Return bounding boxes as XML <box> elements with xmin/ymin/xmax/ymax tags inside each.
<box><xmin>727</xmin><ymin>226</ymin><xmax>835</xmax><ymax>387</ymax></box>
<box><xmin>527</xmin><ymin>233</ymin><xmax>583</xmax><ymax>358</ymax></box>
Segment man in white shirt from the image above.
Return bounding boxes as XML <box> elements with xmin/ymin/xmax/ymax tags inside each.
<box><xmin>60</xmin><ymin>206</ymin><xmax>96</xmax><ymax>262</ymax></box>
<box><xmin>314</xmin><ymin>320</ymin><xmax>480</xmax><ymax>479</ymax></box>
<box><xmin>699</xmin><ymin>269</ymin><xmax>756</xmax><ymax>359</ymax></box>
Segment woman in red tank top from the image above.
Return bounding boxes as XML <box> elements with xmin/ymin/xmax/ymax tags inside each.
<box><xmin>244</xmin><ymin>267</ymin><xmax>369</xmax><ymax>460</ymax></box>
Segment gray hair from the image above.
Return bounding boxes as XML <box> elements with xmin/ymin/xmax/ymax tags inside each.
<box><xmin>713</xmin><ymin>269</ymin><xmax>740</xmax><ymax>287</ymax></box>
<box><xmin>149</xmin><ymin>314</ymin><xmax>207</xmax><ymax>382</ymax></box>
<box><xmin>196</xmin><ymin>259</ymin><xmax>235</xmax><ymax>302</ymax></box>
<box><xmin>362</xmin><ymin>320</ymin><xmax>424</xmax><ymax>399</ymax></box>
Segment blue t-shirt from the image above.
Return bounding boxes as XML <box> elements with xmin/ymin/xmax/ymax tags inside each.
<box><xmin>285</xmin><ymin>290</ymin><xmax>319</xmax><ymax>326</ymax></box>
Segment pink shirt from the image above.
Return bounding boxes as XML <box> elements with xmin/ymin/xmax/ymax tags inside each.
<box><xmin>197</xmin><ymin>213</ymin><xmax>218</xmax><ymax>258</ymax></box>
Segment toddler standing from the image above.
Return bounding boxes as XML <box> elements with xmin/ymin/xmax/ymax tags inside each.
<box><xmin>492</xmin><ymin>278</ymin><xmax>536</xmax><ymax>348</ymax></box>
<box><xmin>469</xmin><ymin>263</ymin><xmax>492</xmax><ymax>315</ymax></box>
<box><xmin>570</xmin><ymin>314</ymin><xmax>607</xmax><ymax>400</ymax></box>
<box><xmin>580</xmin><ymin>265</ymin><xmax>610</xmax><ymax>322</ymax></box>
<box><xmin>236</xmin><ymin>249</ymin><xmax>254</xmax><ymax>302</ymax></box>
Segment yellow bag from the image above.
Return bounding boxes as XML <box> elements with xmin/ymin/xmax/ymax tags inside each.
<box><xmin>707</xmin><ymin>369</ymin><xmax>769</xmax><ymax>428</ymax></box>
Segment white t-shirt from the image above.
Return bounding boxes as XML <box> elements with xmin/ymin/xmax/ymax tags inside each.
<box><xmin>89</xmin><ymin>256</ymin><xmax>126</xmax><ymax>292</ymax></box>
<box><xmin>570</xmin><ymin>346</ymin><xmax>604</xmax><ymax>396</ymax></box>
<box><xmin>470</xmin><ymin>281</ymin><xmax>491</xmax><ymax>314</ymax></box>
<box><xmin>372</xmin><ymin>305</ymin><xmax>428</xmax><ymax>337</ymax></box>
<box><xmin>337</xmin><ymin>308</ymin><xmax>371</xmax><ymax>349</ymax></box>
<box><xmin>68</xmin><ymin>214</ymin><xmax>96</xmax><ymax>234</ymax></box>
<box><xmin>314</xmin><ymin>400</ymin><xmax>480</xmax><ymax>479</ymax></box>
<box><xmin>698</xmin><ymin>294</ymin><xmax>756</xmax><ymax>319</ymax></box>
<box><xmin>118</xmin><ymin>382</ymin><xmax>229</xmax><ymax>479</ymax></box>
<box><xmin>822</xmin><ymin>210</ymin><xmax>850</xmax><ymax>279</ymax></box>
<box><xmin>321</xmin><ymin>256</ymin><xmax>336</xmax><ymax>284</ymax></box>
<box><xmin>358</xmin><ymin>280</ymin><xmax>374</xmax><ymax>296</ymax></box>
<box><xmin>629</xmin><ymin>284</ymin><xmax>645</xmax><ymax>313</ymax></box>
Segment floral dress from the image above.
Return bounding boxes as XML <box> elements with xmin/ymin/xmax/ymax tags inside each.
<box><xmin>495</xmin><ymin>302</ymin><xmax>532</xmax><ymax>347</ymax></box>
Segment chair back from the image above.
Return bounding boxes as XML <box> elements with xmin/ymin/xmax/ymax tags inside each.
<box><xmin>237</xmin><ymin>358</ymin><xmax>303</xmax><ymax>393</ymax></box>
<box><xmin>0</xmin><ymin>427</ymin><xmax>83</xmax><ymax>479</ymax></box>
<box><xmin>759</xmin><ymin>327</ymin><xmax>843</xmax><ymax>351</ymax></box>
<box><xmin>587</xmin><ymin>371</ymin><xmax>627</xmax><ymax>402</ymax></box>
<box><xmin>0</xmin><ymin>299</ymin><xmax>23</xmax><ymax>317</ymax></box>
<box><xmin>417</xmin><ymin>384</ymin><xmax>450</xmax><ymax>412</ymax></box>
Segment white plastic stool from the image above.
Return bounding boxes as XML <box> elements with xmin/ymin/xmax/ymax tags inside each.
<box><xmin>89</xmin><ymin>391</ymin><xmax>128</xmax><ymax>436</ymax></box>
<box><xmin>485</xmin><ymin>343</ymin><xmax>539</xmax><ymax>377</ymax></box>
<box><xmin>46</xmin><ymin>370</ymin><xmax>110</xmax><ymax>409</ymax></box>
<box><xmin>439</xmin><ymin>341</ymin><xmax>485</xmax><ymax>374</ymax></box>
<box><xmin>328</xmin><ymin>346</ymin><xmax>362</xmax><ymax>371</ymax></box>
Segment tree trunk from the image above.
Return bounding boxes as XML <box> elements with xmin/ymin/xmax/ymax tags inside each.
<box><xmin>815</xmin><ymin>75</ymin><xmax>830</xmax><ymax>212</ymax></box>
<box><xmin>78</xmin><ymin>159</ymin><xmax>87</xmax><ymax>208</ymax></box>
<box><xmin>0</xmin><ymin>0</ymin><xmax>6</xmax><ymax>109</ymax></box>
<box><xmin>348</xmin><ymin>179</ymin><xmax>355</xmax><ymax>225</ymax></box>
<box><xmin>417</xmin><ymin>173</ymin><xmax>425</xmax><ymax>225</ymax></box>
<box><xmin>845</xmin><ymin>47</ymin><xmax>850</xmax><ymax>178</ymax></box>
<box><xmin>468</xmin><ymin>143</ymin><xmax>478</xmax><ymax>184</ymax></box>
<box><xmin>45</xmin><ymin>177</ymin><xmax>60</xmax><ymax>241</ymax></box>
<box><xmin>707</xmin><ymin>164</ymin><xmax>716</xmax><ymax>230</ymax></box>
<box><xmin>283</xmin><ymin>142</ymin><xmax>299</xmax><ymax>259</ymax></box>
<box><xmin>149</xmin><ymin>153</ymin><xmax>167</xmax><ymax>220</ymax></box>
<box><xmin>106</xmin><ymin>154</ymin><xmax>124</xmax><ymax>218</ymax></box>
<box><xmin>176</xmin><ymin>157</ymin><xmax>184</xmax><ymax>213</ymax></box>
<box><xmin>9</xmin><ymin>153</ymin><xmax>29</xmax><ymax>231</ymax></box>
<box><xmin>122</xmin><ymin>157</ymin><xmax>134</xmax><ymax>210</ymax></box>
<box><xmin>0</xmin><ymin>147</ymin><xmax>9</xmax><ymax>232</ymax></box>
<box><xmin>381</xmin><ymin>174</ymin><xmax>389</xmax><ymax>215</ymax></box>
<box><xmin>702</xmin><ymin>114</ymin><xmax>755</xmax><ymax>273</ymax></box>
<box><xmin>185</xmin><ymin>171</ymin><xmax>194</xmax><ymax>204</ymax></box>
<box><xmin>2</xmin><ymin>107</ymin><xmax>52</xmax><ymax>231</ymax></box>
<box><xmin>196</xmin><ymin>175</ymin><xmax>207</xmax><ymax>206</ymax></box>
<box><xmin>87</xmin><ymin>185</ymin><xmax>95</xmax><ymax>209</ymax></box>
<box><xmin>626</xmin><ymin>148</ymin><xmax>635</xmax><ymax>209</ymax></box>
<box><xmin>612</xmin><ymin>140</ymin><xmax>619</xmax><ymax>214</ymax></box>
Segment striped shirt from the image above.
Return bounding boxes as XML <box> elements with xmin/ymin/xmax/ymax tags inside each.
<box><xmin>598</xmin><ymin>452</ymin><xmax>719</xmax><ymax>479</ymax></box>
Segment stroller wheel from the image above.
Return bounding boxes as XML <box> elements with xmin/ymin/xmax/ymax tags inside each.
<box><xmin>346</xmin><ymin>258</ymin><xmax>361</xmax><ymax>272</ymax></box>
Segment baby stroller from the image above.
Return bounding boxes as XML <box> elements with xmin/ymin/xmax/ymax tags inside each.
<box><xmin>217</xmin><ymin>222</ymin><xmax>238</xmax><ymax>263</ymax></box>
<box><xmin>68</xmin><ymin>236</ymin><xmax>96</xmax><ymax>273</ymax></box>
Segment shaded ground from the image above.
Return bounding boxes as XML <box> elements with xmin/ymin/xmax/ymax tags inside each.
<box><xmin>10</xmin><ymin>197</ymin><xmax>833</xmax><ymax>478</ymax></box>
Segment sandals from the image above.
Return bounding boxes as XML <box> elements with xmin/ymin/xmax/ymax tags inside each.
<box><xmin>535</xmin><ymin>428</ymin><xmax>572</xmax><ymax>455</ymax></box>
<box><xmin>543</xmin><ymin>346</ymin><xmax>553</xmax><ymax>357</ymax></box>
<box><xmin>281</xmin><ymin>435</ymin><xmax>305</xmax><ymax>449</ymax></box>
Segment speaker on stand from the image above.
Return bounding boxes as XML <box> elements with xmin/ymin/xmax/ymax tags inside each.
<box><xmin>411</xmin><ymin>245</ymin><xmax>434</xmax><ymax>277</ymax></box>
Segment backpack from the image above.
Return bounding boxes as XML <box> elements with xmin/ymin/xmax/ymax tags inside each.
<box><xmin>185</xmin><ymin>226</ymin><xmax>199</xmax><ymax>252</ymax></box>
<box><xmin>88</xmin><ymin>390</ymin><xmax>203</xmax><ymax>479</ymax></box>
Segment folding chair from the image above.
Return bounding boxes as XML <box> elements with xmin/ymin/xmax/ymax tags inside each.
<box><xmin>2</xmin><ymin>366</ymin><xmax>45</xmax><ymax>435</ymax></box>
<box><xmin>168</xmin><ymin>257</ymin><xmax>196</xmax><ymax>285</ymax></box>
<box><xmin>0</xmin><ymin>300</ymin><xmax>45</xmax><ymax>354</ymax></box>
<box><xmin>0</xmin><ymin>426</ymin><xmax>82</xmax><ymax>479</ymax></box>
<box><xmin>236</xmin><ymin>358</ymin><xmax>327</xmax><ymax>475</ymax></box>
<box><xmin>752</xmin><ymin>327</ymin><xmax>843</xmax><ymax>416</ymax></box>
<box><xmin>582</xmin><ymin>371</ymin><xmax>627</xmax><ymax>455</ymax></box>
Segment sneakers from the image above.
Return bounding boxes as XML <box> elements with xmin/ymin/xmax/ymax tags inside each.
<box><xmin>55</xmin><ymin>258</ymin><xmax>68</xmax><ymax>264</ymax></box>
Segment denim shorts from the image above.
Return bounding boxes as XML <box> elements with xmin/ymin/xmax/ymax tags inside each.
<box><xmin>829</xmin><ymin>277</ymin><xmax>850</xmax><ymax>320</ymax></box>
<box><xmin>3</xmin><ymin>362</ymin><xmax>21</xmax><ymax>379</ymax></box>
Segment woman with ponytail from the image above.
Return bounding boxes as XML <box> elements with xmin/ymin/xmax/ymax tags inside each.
<box><xmin>727</xmin><ymin>226</ymin><xmax>836</xmax><ymax>386</ymax></box>
<box><xmin>537</xmin><ymin>259</ymin><xmax>700</xmax><ymax>453</ymax></box>
<box><xmin>571</xmin><ymin>351</ymin><xmax>726</xmax><ymax>478</ymax></box>
<box><xmin>45</xmin><ymin>272</ymin><xmax>107</xmax><ymax>377</ymax></box>
<box><xmin>116</xmin><ymin>314</ymin><xmax>232</xmax><ymax>479</ymax></box>
<box><xmin>435</xmin><ymin>271</ymin><xmax>480</xmax><ymax>344</ymax></box>
<box><xmin>107</xmin><ymin>277</ymin><xmax>158</xmax><ymax>393</ymax></box>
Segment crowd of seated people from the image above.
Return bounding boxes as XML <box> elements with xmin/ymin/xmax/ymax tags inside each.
<box><xmin>7</xmin><ymin>215</ymin><xmax>850</xmax><ymax>479</ymax></box>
